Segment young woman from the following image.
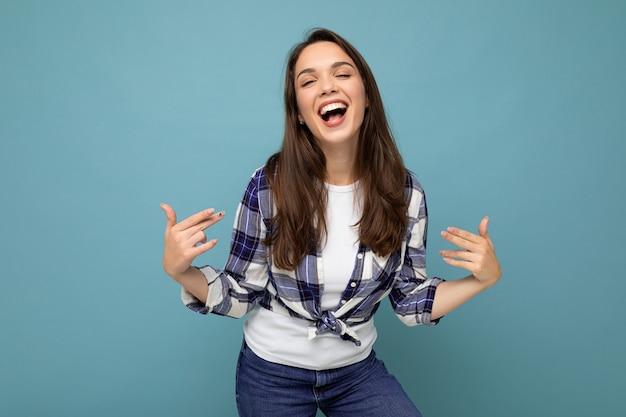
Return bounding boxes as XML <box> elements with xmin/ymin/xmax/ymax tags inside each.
<box><xmin>160</xmin><ymin>28</ymin><xmax>501</xmax><ymax>417</ymax></box>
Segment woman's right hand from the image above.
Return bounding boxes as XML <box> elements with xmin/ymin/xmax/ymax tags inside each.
<box><xmin>160</xmin><ymin>203</ymin><xmax>225</xmax><ymax>281</ymax></box>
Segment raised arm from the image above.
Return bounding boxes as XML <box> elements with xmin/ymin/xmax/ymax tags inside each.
<box><xmin>431</xmin><ymin>216</ymin><xmax>502</xmax><ymax>320</ymax></box>
<box><xmin>161</xmin><ymin>203</ymin><xmax>225</xmax><ymax>303</ymax></box>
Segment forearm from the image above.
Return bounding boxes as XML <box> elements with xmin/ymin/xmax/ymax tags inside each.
<box><xmin>171</xmin><ymin>267</ymin><xmax>209</xmax><ymax>304</ymax></box>
<box><xmin>431</xmin><ymin>275</ymin><xmax>494</xmax><ymax>320</ymax></box>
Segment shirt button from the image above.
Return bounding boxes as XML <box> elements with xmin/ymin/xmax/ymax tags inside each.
<box><xmin>357</xmin><ymin>253</ymin><xmax>363</xmax><ymax>259</ymax></box>
<box><xmin>341</xmin><ymin>300</ymin><xmax>347</xmax><ymax>305</ymax></box>
<box><xmin>350</xmin><ymin>282</ymin><xmax>357</xmax><ymax>288</ymax></box>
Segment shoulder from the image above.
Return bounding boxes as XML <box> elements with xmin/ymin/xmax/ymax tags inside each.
<box><xmin>404</xmin><ymin>169</ymin><xmax>425</xmax><ymax>198</ymax></box>
<box><xmin>404</xmin><ymin>170</ymin><xmax>427</xmax><ymax>219</ymax></box>
<box><xmin>249</xmin><ymin>152</ymin><xmax>280</xmax><ymax>190</ymax></box>
<box><xmin>241</xmin><ymin>166</ymin><xmax>273</xmax><ymax>217</ymax></box>
<box><xmin>246</xmin><ymin>165</ymin><xmax>272</xmax><ymax>191</ymax></box>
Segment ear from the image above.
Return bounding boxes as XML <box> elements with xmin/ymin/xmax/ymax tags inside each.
<box><xmin>297</xmin><ymin>115</ymin><xmax>304</xmax><ymax>125</ymax></box>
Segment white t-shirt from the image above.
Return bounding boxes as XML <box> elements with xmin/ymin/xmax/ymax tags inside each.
<box><xmin>243</xmin><ymin>181</ymin><xmax>378</xmax><ymax>370</ymax></box>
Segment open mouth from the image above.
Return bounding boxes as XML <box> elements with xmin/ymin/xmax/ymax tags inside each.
<box><xmin>319</xmin><ymin>101</ymin><xmax>348</xmax><ymax>123</ymax></box>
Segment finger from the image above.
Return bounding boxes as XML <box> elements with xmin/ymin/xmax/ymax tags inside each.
<box><xmin>442</xmin><ymin>226</ymin><xmax>483</xmax><ymax>245</ymax></box>
<box><xmin>178</xmin><ymin>211</ymin><xmax>226</xmax><ymax>239</ymax></box>
<box><xmin>189</xmin><ymin>229</ymin><xmax>208</xmax><ymax>247</ymax></box>
<box><xmin>477</xmin><ymin>216</ymin><xmax>496</xmax><ymax>251</ymax></box>
<box><xmin>161</xmin><ymin>203</ymin><xmax>177</xmax><ymax>229</ymax></box>
<box><xmin>196</xmin><ymin>210</ymin><xmax>226</xmax><ymax>230</ymax></box>
<box><xmin>478</xmin><ymin>216</ymin><xmax>490</xmax><ymax>238</ymax></box>
<box><xmin>440</xmin><ymin>229</ymin><xmax>482</xmax><ymax>252</ymax></box>
<box><xmin>439</xmin><ymin>249</ymin><xmax>480</xmax><ymax>263</ymax></box>
<box><xmin>174</xmin><ymin>208</ymin><xmax>220</xmax><ymax>231</ymax></box>
<box><xmin>441</xmin><ymin>256</ymin><xmax>475</xmax><ymax>273</ymax></box>
<box><xmin>440</xmin><ymin>252</ymin><xmax>483</xmax><ymax>275</ymax></box>
<box><xmin>190</xmin><ymin>238</ymin><xmax>219</xmax><ymax>257</ymax></box>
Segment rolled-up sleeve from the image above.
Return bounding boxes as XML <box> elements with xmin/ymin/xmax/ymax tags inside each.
<box><xmin>389</xmin><ymin>173</ymin><xmax>444</xmax><ymax>327</ymax></box>
<box><xmin>181</xmin><ymin>169</ymin><xmax>270</xmax><ymax>318</ymax></box>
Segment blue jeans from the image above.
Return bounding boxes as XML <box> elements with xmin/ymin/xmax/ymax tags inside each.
<box><xmin>235</xmin><ymin>341</ymin><xmax>423</xmax><ymax>417</ymax></box>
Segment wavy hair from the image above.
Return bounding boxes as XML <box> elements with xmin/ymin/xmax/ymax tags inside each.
<box><xmin>265</xmin><ymin>28</ymin><xmax>408</xmax><ymax>270</ymax></box>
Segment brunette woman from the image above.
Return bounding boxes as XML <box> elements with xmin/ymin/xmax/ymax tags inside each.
<box><xmin>161</xmin><ymin>28</ymin><xmax>501</xmax><ymax>417</ymax></box>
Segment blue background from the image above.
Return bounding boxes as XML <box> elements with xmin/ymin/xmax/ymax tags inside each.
<box><xmin>1</xmin><ymin>1</ymin><xmax>625</xmax><ymax>416</ymax></box>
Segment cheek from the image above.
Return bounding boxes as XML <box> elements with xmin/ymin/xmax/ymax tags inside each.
<box><xmin>357</xmin><ymin>86</ymin><xmax>368</xmax><ymax>108</ymax></box>
<box><xmin>346</xmin><ymin>83</ymin><xmax>367</xmax><ymax>109</ymax></box>
<box><xmin>295</xmin><ymin>92</ymin><xmax>314</xmax><ymax>119</ymax></box>
<box><xmin>351</xmin><ymin>88</ymin><xmax>368</xmax><ymax>116</ymax></box>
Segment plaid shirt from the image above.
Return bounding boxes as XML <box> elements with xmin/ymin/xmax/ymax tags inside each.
<box><xmin>182</xmin><ymin>167</ymin><xmax>443</xmax><ymax>345</ymax></box>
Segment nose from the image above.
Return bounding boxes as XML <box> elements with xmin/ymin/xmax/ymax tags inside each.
<box><xmin>319</xmin><ymin>75</ymin><xmax>337</xmax><ymax>96</ymax></box>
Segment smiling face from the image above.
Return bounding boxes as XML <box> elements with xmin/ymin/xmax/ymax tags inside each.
<box><xmin>294</xmin><ymin>41</ymin><xmax>368</xmax><ymax>153</ymax></box>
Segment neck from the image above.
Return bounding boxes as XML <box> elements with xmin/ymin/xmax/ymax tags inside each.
<box><xmin>321</xmin><ymin>146</ymin><xmax>357</xmax><ymax>186</ymax></box>
<box><xmin>326</xmin><ymin>165</ymin><xmax>355</xmax><ymax>185</ymax></box>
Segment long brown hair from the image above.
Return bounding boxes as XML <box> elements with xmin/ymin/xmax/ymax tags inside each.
<box><xmin>265</xmin><ymin>28</ymin><xmax>408</xmax><ymax>270</ymax></box>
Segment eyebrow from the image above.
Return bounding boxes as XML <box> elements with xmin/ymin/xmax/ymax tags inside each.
<box><xmin>296</xmin><ymin>61</ymin><xmax>355</xmax><ymax>79</ymax></box>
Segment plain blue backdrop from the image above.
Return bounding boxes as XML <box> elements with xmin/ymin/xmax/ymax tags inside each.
<box><xmin>1</xmin><ymin>1</ymin><xmax>625</xmax><ymax>416</ymax></box>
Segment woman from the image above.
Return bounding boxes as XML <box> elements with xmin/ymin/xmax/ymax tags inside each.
<box><xmin>161</xmin><ymin>28</ymin><xmax>501</xmax><ymax>417</ymax></box>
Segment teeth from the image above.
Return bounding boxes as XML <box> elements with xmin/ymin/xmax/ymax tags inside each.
<box><xmin>320</xmin><ymin>102</ymin><xmax>347</xmax><ymax>115</ymax></box>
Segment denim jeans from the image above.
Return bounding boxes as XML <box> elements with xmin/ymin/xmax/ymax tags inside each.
<box><xmin>235</xmin><ymin>341</ymin><xmax>423</xmax><ymax>417</ymax></box>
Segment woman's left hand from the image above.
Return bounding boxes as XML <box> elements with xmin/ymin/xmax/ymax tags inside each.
<box><xmin>439</xmin><ymin>216</ymin><xmax>502</xmax><ymax>288</ymax></box>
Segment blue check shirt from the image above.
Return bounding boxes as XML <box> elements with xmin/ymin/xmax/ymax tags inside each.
<box><xmin>182</xmin><ymin>167</ymin><xmax>444</xmax><ymax>345</ymax></box>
